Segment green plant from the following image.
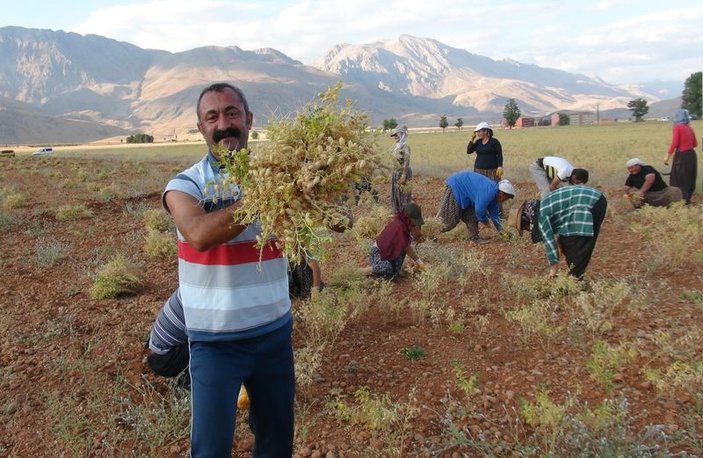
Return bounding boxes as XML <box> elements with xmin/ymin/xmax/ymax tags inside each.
<box><xmin>99</xmin><ymin>185</ymin><xmax>118</xmax><ymax>202</ymax></box>
<box><xmin>143</xmin><ymin>230</ymin><xmax>177</xmax><ymax>258</ymax></box>
<box><xmin>586</xmin><ymin>340</ymin><xmax>637</xmax><ymax>393</ymax></box>
<box><xmin>35</xmin><ymin>238</ymin><xmax>70</xmax><ymax>267</ymax></box>
<box><xmin>680</xmin><ymin>289</ymin><xmax>703</xmax><ymax>308</ymax></box>
<box><xmin>55</xmin><ymin>204</ymin><xmax>93</xmax><ymax>221</ymax></box>
<box><xmin>630</xmin><ymin>203</ymin><xmax>703</xmax><ymax>270</ymax></box>
<box><xmin>451</xmin><ymin>360</ymin><xmax>480</xmax><ymax>402</ymax></box>
<box><xmin>400</xmin><ymin>345</ymin><xmax>426</xmax><ymax>361</ymax></box>
<box><xmin>90</xmin><ymin>254</ymin><xmax>144</xmax><ymax>300</ymax></box>
<box><xmin>328</xmin><ymin>386</ymin><xmax>418</xmax><ymax>455</ymax></box>
<box><xmin>2</xmin><ymin>189</ymin><xmax>26</xmax><ymax>209</ymax></box>
<box><xmin>143</xmin><ymin>208</ymin><xmax>173</xmax><ymax>232</ymax></box>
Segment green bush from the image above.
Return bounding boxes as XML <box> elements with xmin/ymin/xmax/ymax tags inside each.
<box><xmin>91</xmin><ymin>254</ymin><xmax>144</xmax><ymax>300</ymax></box>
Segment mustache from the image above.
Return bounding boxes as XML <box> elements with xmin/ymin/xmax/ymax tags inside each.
<box><xmin>213</xmin><ymin>127</ymin><xmax>242</xmax><ymax>145</ymax></box>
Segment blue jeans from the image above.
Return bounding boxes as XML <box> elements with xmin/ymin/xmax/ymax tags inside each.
<box><xmin>189</xmin><ymin>319</ymin><xmax>295</xmax><ymax>457</ymax></box>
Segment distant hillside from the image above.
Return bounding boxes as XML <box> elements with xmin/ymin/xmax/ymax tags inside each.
<box><xmin>0</xmin><ymin>97</ymin><xmax>131</xmax><ymax>145</ymax></box>
<box><xmin>0</xmin><ymin>27</ymin><xmax>683</xmax><ymax>144</ymax></box>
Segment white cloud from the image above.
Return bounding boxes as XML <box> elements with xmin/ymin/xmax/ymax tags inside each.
<box><xmin>68</xmin><ymin>0</ymin><xmax>702</xmax><ymax>84</ymax></box>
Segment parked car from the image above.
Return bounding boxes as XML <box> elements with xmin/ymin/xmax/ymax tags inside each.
<box><xmin>32</xmin><ymin>146</ymin><xmax>54</xmax><ymax>156</ymax></box>
<box><xmin>0</xmin><ymin>149</ymin><xmax>15</xmax><ymax>158</ymax></box>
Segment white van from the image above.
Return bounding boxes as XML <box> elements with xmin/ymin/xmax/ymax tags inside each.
<box><xmin>32</xmin><ymin>146</ymin><xmax>54</xmax><ymax>156</ymax></box>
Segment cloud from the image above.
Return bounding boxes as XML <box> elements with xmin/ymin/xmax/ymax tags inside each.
<box><xmin>69</xmin><ymin>0</ymin><xmax>702</xmax><ymax>84</ymax></box>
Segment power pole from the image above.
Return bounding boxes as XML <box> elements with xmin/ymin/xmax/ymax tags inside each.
<box><xmin>596</xmin><ymin>104</ymin><xmax>600</xmax><ymax>125</ymax></box>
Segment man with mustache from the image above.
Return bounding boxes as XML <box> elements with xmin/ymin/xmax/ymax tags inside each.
<box><xmin>162</xmin><ymin>83</ymin><xmax>293</xmax><ymax>457</ymax></box>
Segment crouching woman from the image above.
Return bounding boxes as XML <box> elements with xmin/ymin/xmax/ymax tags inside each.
<box><xmin>364</xmin><ymin>202</ymin><xmax>425</xmax><ymax>279</ymax></box>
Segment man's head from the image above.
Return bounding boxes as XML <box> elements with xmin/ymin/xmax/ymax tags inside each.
<box><xmin>626</xmin><ymin>158</ymin><xmax>644</xmax><ymax>175</ymax></box>
<box><xmin>569</xmin><ymin>168</ymin><xmax>589</xmax><ymax>184</ymax></box>
<box><xmin>497</xmin><ymin>179</ymin><xmax>516</xmax><ymax>202</ymax></box>
<box><xmin>196</xmin><ymin>83</ymin><xmax>253</xmax><ymax>156</ymax></box>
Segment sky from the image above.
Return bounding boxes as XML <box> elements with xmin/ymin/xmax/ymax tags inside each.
<box><xmin>1</xmin><ymin>0</ymin><xmax>701</xmax><ymax>86</ymax></box>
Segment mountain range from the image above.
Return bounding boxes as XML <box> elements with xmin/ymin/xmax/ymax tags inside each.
<box><xmin>0</xmin><ymin>26</ymin><xmax>684</xmax><ymax>144</ymax></box>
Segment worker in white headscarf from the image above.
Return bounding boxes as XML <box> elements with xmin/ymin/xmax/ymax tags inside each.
<box><xmin>389</xmin><ymin>125</ymin><xmax>412</xmax><ymax>213</ymax></box>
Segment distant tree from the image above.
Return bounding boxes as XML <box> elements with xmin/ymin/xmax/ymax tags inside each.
<box><xmin>439</xmin><ymin>115</ymin><xmax>449</xmax><ymax>132</ymax></box>
<box><xmin>250</xmin><ymin>131</ymin><xmax>259</xmax><ymax>140</ymax></box>
<box><xmin>681</xmin><ymin>71</ymin><xmax>702</xmax><ymax>118</ymax></box>
<box><xmin>627</xmin><ymin>98</ymin><xmax>649</xmax><ymax>122</ymax></box>
<box><xmin>503</xmin><ymin>99</ymin><xmax>521</xmax><ymax>128</ymax></box>
<box><xmin>558</xmin><ymin>113</ymin><xmax>570</xmax><ymax>126</ymax></box>
<box><xmin>382</xmin><ymin>118</ymin><xmax>398</xmax><ymax>131</ymax></box>
<box><xmin>126</xmin><ymin>133</ymin><xmax>154</xmax><ymax>143</ymax></box>
<box><xmin>454</xmin><ymin>118</ymin><xmax>464</xmax><ymax>130</ymax></box>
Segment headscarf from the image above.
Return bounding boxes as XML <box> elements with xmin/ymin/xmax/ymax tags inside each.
<box><xmin>673</xmin><ymin>109</ymin><xmax>690</xmax><ymax>125</ymax></box>
<box><xmin>376</xmin><ymin>211</ymin><xmax>412</xmax><ymax>261</ymax></box>
<box><xmin>390</xmin><ymin>126</ymin><xmax>408</xmax><ymax>153</ymax></box>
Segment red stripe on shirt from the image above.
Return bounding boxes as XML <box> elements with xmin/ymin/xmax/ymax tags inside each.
<box><xmin>178</xmin><ymin>240</ymin><xmax>283</xmax><ymax>265</ymax></box>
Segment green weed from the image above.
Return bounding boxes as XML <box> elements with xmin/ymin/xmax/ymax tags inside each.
<box><xmin>400</xmin><ymin>345</ymin><xmax>426</xmax><ymax>361</ymax></box>
<box><xmin>586</xmin><ymin>340</ymin><xmax>637</xmax><ymax>393</ymax></box>
<box><xmin>35</xmin><ymin>238</ymin><xmax>70</xmax><ymax>267</ymax></box>
<box><xmin>90</xmin><ymin>254</ymin><xmax>144</xmax><ymax>300</ymax></box>
<box><xmin>143</xmin><ymin>230</ymin><xmax>177</xmax><ymax>258</ymax></box>
<box><xmin>55</xmin><ymin>204</ymin><xmax>93</xmax><ymax>221</ymax></box>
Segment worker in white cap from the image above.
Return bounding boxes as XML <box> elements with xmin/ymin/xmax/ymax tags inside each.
<box><xmin>437</xmin><ymin>170</ymin><xmax>515</xmax><ymax>244</ymax></box>
<box><xmin>467</xmin><ymin>121</ymin><xmax>504</xmax><ymax>181</ymax></box>
<box><xmin>624</xmin><ymin>158</ymin><xmax>682</xmax><ymax>208</ymax></box>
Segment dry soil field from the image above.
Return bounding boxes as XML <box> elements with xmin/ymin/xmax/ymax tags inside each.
<box><xmin>1</xmin><ymin>126</ymin><xmax>702</xmax><ymax>457</ymax></box>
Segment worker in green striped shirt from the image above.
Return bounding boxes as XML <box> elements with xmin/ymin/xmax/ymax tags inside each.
<box><xmin>537</xmin><ymin>169</ymin><xmax>607</xmax><ymax>280</ymax></box>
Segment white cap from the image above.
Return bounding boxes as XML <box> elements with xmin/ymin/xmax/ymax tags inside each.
<box><xmin>474</xmin><ymin>121</ymin><xmax>490</xmax><ymax>132</ymax></box>
<box><xmin>498</xmin><ymin>179</ymin><xmax>516</xmax><ymax>197</ymax></box>
<box><xmin>626</xmin><ymin>158</ymin><xmax>643</xmax><ymax>167</ymax></box>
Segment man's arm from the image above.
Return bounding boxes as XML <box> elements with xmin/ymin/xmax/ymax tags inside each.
<box><xmin>538</xmin><ymin>210</ymin><xmax>559</xmax><ymax>265</ymax></box>
<box><xmin>165</xmin><ymin>190</ymin><xmax>246</xmax><ymax>252</ymax></box>
<box><xmin>549</xmin><ymin>175</ymin><xmax>561</xmax><ymax>191</ymax></box>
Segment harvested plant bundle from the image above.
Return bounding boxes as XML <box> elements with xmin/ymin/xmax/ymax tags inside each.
<box><xmin>217</xmin><ymin>83</ymin><xmax>383</xmax><ymax>262</ymax></box>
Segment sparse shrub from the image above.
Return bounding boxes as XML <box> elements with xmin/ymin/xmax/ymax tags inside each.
<box><xmin>328</xmin><ymin>385</ymin><xmax>418</xmax><ymax>453</ymax></box>
<box><xmin>99</xmin><ymin>185</ymin><xmax>118</xmax><ymax>202</ymax></box>
<box><xmin>294</xmin><ymin>344</ymin><xmax>326</xmax><ymax>388</ymax></box>
<box><xmin>630</xmin><ymin>202</ymin><xmax>703</xmax><ymax>270</ymax></box>
<box><xmin>0</xmin><ymin>209</ymin><xmax>14</xmax><ymax>229</ymax></box>
<box><xmin>91</xmin><ymin>254</ymin><xmax>144</xmax><ymax>300</ymax></box>
<box><xmin>350</xmin><ymin>203</ymin><xmax>393</xmax><ymax>240</ymax></box>
<box><xmin>143</xmin><ymin>230</ymin><xmax>177</xmax><ymax>258</ymax></box>
<box><xmin>143</xmin><ymin>209</ymin><xmax>173</xmax><ymax>233</ymax></box>
<box><xmin>35</xmin><ymin>239</ymin><xmax>70</xmax><ymax>267</ymax></box>
<box><xmin>2</xmin><ymin>189</ymin><xmax>26</xmax><ymax>209</ymax></box>
<box><xmin>506</xmin><ymin>299</ymin><xmax>563</xmax><ymax>347</ymax></box>
<box><xmin>586</xmin><ymin>340</ymin><xmax>637</xmax><ymax>393</ymax></box>
<box><xmin>76</xmin><ymin>170</ymin><xmax>89</xmax><ymax>182</ymax></box>
<box><xmin>55</xmin><ymin>204</ymin><xmax>93</xmax><ymax>221</ymax></box>
<box><xmin>451</xmin><ymin>360</ymin><xmax>480</xmax><ymax>402</ymax></box>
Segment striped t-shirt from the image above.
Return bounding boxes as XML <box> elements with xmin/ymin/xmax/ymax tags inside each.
<box><xmin>163</xmin><ymin>153</ymin><xmax>291</xmax><ymax>342</ymax></box>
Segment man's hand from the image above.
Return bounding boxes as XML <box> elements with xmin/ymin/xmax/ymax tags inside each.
<box><xmin>496</xmin><ymin>167</ymin><xmax>504</xmax><ymax>180</ymax></box>
<box><xmin>399</xmin><ymin>174</ymin><xmax>407</xmax><ymax>185</ymax></box>
<box><xmin>548</xmin><ymin>264</ymin><xmax>558</xmax><ymax>278</ymax></box>
<box><xmin>663</xmin><ymin>155</ymin><xmax>670</xmax><ymax>166</ymax></box>
<box><xmin>471</xmin><ymin>132</ymin><xmax>477</xmax><ymax>141</ymax></box>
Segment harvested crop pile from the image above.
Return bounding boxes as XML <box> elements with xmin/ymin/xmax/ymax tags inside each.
<box><xmin>217</xmin><ymin>82</ymin><xmax>383</xmax><ymax>262</ymax></box>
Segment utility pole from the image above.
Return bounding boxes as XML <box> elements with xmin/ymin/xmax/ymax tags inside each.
<box><xmin>596</xmin><ymin>104</ymin><xmax>600</xmax><ymax>125</ymax></box>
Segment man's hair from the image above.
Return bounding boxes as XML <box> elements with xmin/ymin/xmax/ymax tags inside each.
<box><xmin>196</xmin><ymin>83</ymin><xmax>250</xmax><ymax>120</ymax></box>
<box><xmin>570</xmin><ymin>168</ymin><xmax>589</xmax><ymax>184</ymax></box>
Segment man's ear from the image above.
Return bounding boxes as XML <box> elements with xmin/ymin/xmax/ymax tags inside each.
<box><xmin>246</xmin><ymin>112</ymin><xmax>253</xmax><ymax>129</ymax></box>
<box><xmin>197</xmin><ymin>121</ymin><xmax>205</xmax><ymax>136</ymax></box>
